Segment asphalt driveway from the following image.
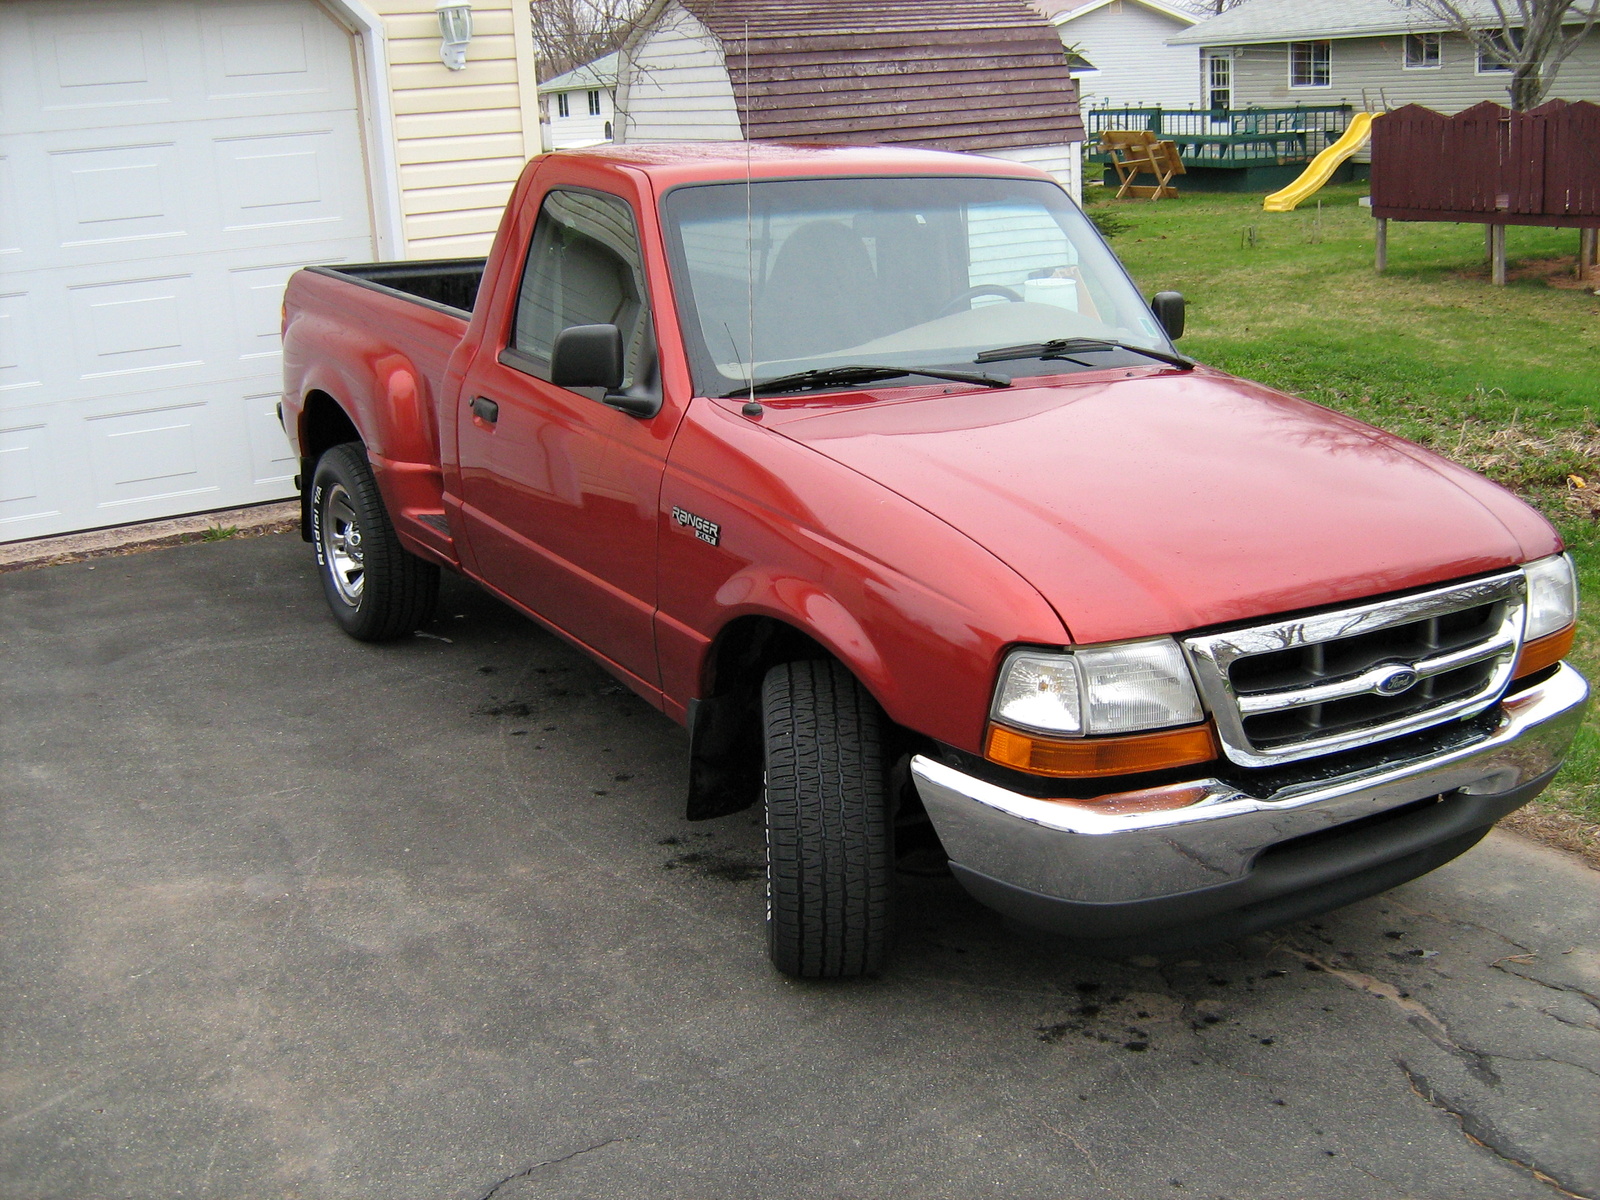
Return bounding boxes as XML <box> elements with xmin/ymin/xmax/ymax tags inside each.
<box><xmin>2</xmin><ymin>533</ymin><xmax>1596</xmax><ymax>1200</ymax></box>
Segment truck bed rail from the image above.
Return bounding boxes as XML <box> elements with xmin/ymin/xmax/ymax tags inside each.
<box><xmin>306</xmin><ymin>258</ymin><xmax>487</xmax><ymax>318</ymax></box>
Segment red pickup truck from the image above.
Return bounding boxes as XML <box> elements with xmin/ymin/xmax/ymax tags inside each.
<box><xmin>281</xmin><ymin>143</ymin><xmax>1586</xmax><ymax>978</ymax></box>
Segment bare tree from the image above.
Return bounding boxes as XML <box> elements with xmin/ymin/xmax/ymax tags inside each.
<box><xmin>1399</xmin><ymin>0</ymin><xmax>1600</xmax><ymax>109</ymax></box>
<box><xmin>531</xmin><ymin>0</ymin><xmax>652</xmax><ymax>82</ymax></box>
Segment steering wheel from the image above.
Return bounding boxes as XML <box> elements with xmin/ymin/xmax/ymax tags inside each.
<box><xmin>935</xmin><ymin>284</ymin><xmax>1024</xmax><ymax>319</ymax></box>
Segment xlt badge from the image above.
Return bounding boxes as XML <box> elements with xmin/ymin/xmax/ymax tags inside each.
<box><xmin>671</xmin><ymin>506</ymin><xmax>720</xmax><ymax>546</ymax></box>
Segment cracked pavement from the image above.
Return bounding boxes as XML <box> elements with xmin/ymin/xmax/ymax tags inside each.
<box><xmin>2</xmin><ymin>535</ymin><xmax>1597</xmax><ymax>1200</ymax></box>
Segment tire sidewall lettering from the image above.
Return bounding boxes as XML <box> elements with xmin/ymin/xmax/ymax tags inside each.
<box><xmin>310</xmin><ymin>482</ymin><xmax>327</xmax><ymax>566</ymax></box>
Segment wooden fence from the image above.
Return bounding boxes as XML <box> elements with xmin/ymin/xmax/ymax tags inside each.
<box><xmin>1370</xmin><ymin>100</ymin><xmax>1600</xmax><ymax>228</ymax></box>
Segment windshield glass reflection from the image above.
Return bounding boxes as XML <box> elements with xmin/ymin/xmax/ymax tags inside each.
<box><xmin>661</xmin><ymin>176</ymin><xmax>1171</xmax><ymax>396</ymax></box>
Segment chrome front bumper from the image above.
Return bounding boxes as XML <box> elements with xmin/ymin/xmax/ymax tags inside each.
<box><xmin>913</xmin><ymin>663</ymin><xmax>1587</xmax><ymax>928</ymax></box>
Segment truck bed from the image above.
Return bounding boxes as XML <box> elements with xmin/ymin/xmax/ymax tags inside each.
<box><xmin>305</xmin><ymin>258</ymin><xmax>486</xmax><ymax>317</ymax></box>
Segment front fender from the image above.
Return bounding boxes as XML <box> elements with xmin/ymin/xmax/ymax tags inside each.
<box><xmin>657</xmin><ymin>397</ymin><xmax>1069</xmax><ymax>755</ymax></box>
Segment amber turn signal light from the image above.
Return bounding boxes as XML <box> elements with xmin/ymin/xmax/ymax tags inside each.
<box><xmin>985</xmin><ymin>721</ymin><xmax>1220</xmax><ymax>778</ymax></box>
<box><xmin>1514</xmin><ymin>623</ymin><xmax>1575</xmax><ymax>680</ymax></box>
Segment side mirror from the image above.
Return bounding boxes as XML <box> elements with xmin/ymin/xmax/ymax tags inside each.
<box><xmin>550</xmin><ymin>323</ymin><xmax>623</xmax><ymax>390</ymax></box>
<box><xmin>1150</xmin><ymin>291</ymin><xmax>1185</xmax><ymax>340</ymax></box>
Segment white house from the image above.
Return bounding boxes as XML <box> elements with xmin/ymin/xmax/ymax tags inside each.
<box><xmin>1043</xmin><ymin>0</ymin><xmax>1203</xmax><ymax>112</ymax></box>
<box><xmin>2</xmin><ymin>0</ymin><xmax>542</xmax><ymax>543</ymax></box>
<box><xmin>539</xmin><ymin>52</ymin><xmax>618</xmax><ymax>149</ymax></box>
<box><xmin>614</xmin><ymin>0</ymin><xmax>1086</xmax><ymax>197</ymax></box>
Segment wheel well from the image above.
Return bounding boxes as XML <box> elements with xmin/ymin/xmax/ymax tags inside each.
<box><xmin>686</xmin><ymin>616</ymin><xmax>932</xmax><ymax>855</ymax></box>
<box><xmin>704</xmin><ymin>616</ymin><xmax>829</xmax><ymax>699</ymax></box>
<box><xmin>300</xmin><ymin>390</ymin><xmax>360</xmax><ymax>465</ymax></box>
<box><xmin>296</xmin><ymin>391</ymin><xmax>360</xmax><ymax>541</ymax></box>
<box><xmin>684</xmin><ymin>617</ymin><xmax>830</xmax><ymax>821</ymax></box>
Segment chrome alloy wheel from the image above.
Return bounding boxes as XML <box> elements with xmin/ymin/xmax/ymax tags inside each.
<box><xmin>321</xmin><ymin>483</ymin><xmax>365</xmax><ymax>606</ymax></box>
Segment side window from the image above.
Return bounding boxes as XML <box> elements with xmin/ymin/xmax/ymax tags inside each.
<box><xmin>512</xmin><ymin>189</ymin><xmax>651</xmax><ymax>387</ymax></box>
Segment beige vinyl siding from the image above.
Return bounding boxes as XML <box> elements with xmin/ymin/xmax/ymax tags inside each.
<box><xmin>371</xmin><ymin>1</ymin><xmax>540</xmax><ymax>257</ymax></box>
<box><xmin>1220</xmin><ymin>30</ymin><xmax>1600</xmax><ymax>113</ymax></box>
<box><xmin>615</xmin><ymin>3</ymin><xmax>743</xmax><ymax>143</ymax></box>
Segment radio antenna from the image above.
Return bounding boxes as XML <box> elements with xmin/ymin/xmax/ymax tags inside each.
<box><xmin>740</xmin><ymin>19</ymin><xmax>761</xmax><ymax>417</ymax></box>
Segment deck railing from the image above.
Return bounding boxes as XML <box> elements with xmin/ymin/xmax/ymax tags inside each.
<box><xmin>1085</xmin><ymin>105</ymin><xmax>1355</xmax><ymax>167</ymax></box>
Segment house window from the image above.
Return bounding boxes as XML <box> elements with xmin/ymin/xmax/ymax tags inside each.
<box><xmin>1404</xmin><ymin>33</ymin><xmax>1441</xmax><ymax>68</ymax></box>
<box><xmin>1208</xmin><ymin>53</ymin><xmax>1232</xmax><ymax>110</ymax></box>
<box><xmin>587</xmin><ymin>89</ymin><xmax>602</xmax><ymax>116</ymax></box>
<box><xmin>556</xmin><ymin>92</ymin><xmax>570</xmax><ymax>118</ymax></box>
<box><xmin>1289</xmin><ymin>40</ymin><xmax>1331</xmax><ymax>87</ymax></box>
<box><xmin>1477</xmin><ymin>28</ymin><xmax>1522</xmax><ymax>72</ymax></box>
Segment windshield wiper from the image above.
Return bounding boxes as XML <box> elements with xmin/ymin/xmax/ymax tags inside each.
<box><xmin>724</xmin><ymin>364</ymin><xmax>1011</xmax><ymax>398</ymax></box>
<box><xmin>974</xmin><ymin>338</ymin><xmax>1195</xmax><ymax>371</ymax></box>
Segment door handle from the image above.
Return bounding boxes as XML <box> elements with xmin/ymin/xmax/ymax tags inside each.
<box><xmin>471</xmin><ymin>396</ymin><xmax>499</xmax><ymax>424</ymax></box>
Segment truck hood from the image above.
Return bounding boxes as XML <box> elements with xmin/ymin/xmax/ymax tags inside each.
<box><xmin>760</xmin><ymin>369</ymin><xmax>1558</xmax><ymax>644</ymax></box>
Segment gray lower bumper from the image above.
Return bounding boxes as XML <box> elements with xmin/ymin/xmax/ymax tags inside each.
<box><xmin>913</xmin><ymin>663</ymin><xmax>1587</xmax><ymax>934</ymax></box>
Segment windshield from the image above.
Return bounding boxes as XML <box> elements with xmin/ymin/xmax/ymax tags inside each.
<box><xmin>661</xmin><ymin>175</ymin><xmax>1172</xmax><ymax>397</ymax></box>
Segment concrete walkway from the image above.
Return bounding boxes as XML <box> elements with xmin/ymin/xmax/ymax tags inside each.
<box><xmin>2</xmin><ymin>534</ymin><xmax>1596</xmax><ymax>1200</ymax></box>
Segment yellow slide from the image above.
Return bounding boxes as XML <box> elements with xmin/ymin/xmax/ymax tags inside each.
<box><xmin>1262</xmin><ymin>113</ymin><xmax>1374</xmax><ymax>212</ymax></box>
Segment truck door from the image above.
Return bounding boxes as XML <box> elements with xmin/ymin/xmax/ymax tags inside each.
<box><xmin>455</xmin><ymin>186</ymin><xmax>668</xmax><ymax>691</ymax></box>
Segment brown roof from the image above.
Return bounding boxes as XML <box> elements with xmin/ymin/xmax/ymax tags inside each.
<box><xmin>677</xmin><ymin>0</ymin><xmax>1082</xmax><ymax>152</ymax></box>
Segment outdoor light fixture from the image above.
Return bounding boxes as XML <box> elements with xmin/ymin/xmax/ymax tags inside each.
<box><xmin>437</xmin><ymin>1</ymin><xmax>472</xmax><ymax>71</ymax></box>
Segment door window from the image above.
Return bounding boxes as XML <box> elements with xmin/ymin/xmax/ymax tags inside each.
<box><xmin>1208</xmin><ymin>54</ymin><xmax>1231</xmax><ymax>111</ymax></box>
<box><xmin>511</xmin><ymin>189</ymin><xmax>651</xmax><ymax>387</ymax></box>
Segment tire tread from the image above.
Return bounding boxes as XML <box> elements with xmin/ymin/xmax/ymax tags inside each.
<box><xmin>763</xmin><ymin>660</ymin><xmax>891</xmax><ymax>978</ymax></box>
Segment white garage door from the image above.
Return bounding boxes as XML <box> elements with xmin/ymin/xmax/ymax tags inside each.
<box><xmin>0</xmin><ymin>0</ymin><xmax>375</xmax><ymax>541</ymax></box>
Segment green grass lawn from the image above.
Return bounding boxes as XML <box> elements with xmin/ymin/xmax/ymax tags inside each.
<box><xmin>1092</xmin><ymin>182</ymin><xmax>1600</xmax><ymax>822</ymax></box>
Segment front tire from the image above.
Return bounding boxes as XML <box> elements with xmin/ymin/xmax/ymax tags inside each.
<box><xmin>310</xmin><ymin>442</ymin><xmax>438</xmax><ymax>642</ymax></box>
<box><xmin>762</xmin><ymin>660</ymin><xmax>893</xmax><ymax>978</ymax></box>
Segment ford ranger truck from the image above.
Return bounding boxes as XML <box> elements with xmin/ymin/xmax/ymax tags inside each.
<box><xmin>280</xmin><ymin>144</ymin><xmax>1587</xmax><ymax>978</ymax></box>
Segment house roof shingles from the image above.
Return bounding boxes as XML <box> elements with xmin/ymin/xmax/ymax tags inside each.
<box><xmin>1169</xmin><ymin>0</ymin><xmax>1516</xmax><ymax>46</ymax></box>
<box><xmin>679</xmin><ymin>0</ymin><xmax>1083</xmax><ymax>150</ymax></box>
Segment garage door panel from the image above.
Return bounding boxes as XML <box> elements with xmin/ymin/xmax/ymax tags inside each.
<box><xmin>0</xmin><ymin>155</ymin><xmax>21</xmax><ymax>257</ymax></box>
<box><xmin>214</xmin><ymin>127</ymin><xmax>360</xmax><ymax>234</ymax></box>
<box><xmin>86</xmin><ymin>399</ymin><xmax>216</xmax><ymax>508</ymax></box>
<box><xmin>69</xmin><ymin>273</ymin><xmax>206</xmax><ymax>381</ymax></box>
<box><xmin>31</xmin><ymin>9</ymin><xmax>179</xmax><ymax>116</ymax></box>
<box><xmin>0</xmin><ymin>377</ymin><xmax>305</xmax><ymax>539</ymax></box>
<box><xmin>229</xmin><ymin>258</ymin><xmax>320</xmax><ymax>363</ymax></box>
<box><xmin>201</xmin><ymin>2</ymin><xmax>349</xmax><ymax>105</ymax></box>
<box><xmin>4</xmin><ymin>0</ymin><xmax>358</xmax><ymax>136</ymax></box>
<box><xmin>0</xmin><ymin>421</ymin><xmax>55</xmax><ymax>524</ymax></box>
<box><xmin>6</xmin><ymin>237</ymin><xmax>365</xmax><ymax>412</ymax></box>
<box><xmin>50</xmin><ymin>141</ymin><xmax>187</xmax><ymax>251</ymax></box>
<box><xmin>0</xmin><ymin>290</ymin><xmax>44</xmax><ymax>395</ymax></box>
<box><xmin>244</xmin><ymin>388</ymin><xmax>295</xmax><ymax>485</ymax></box>
<box><xmin>19</xmin><ymin>114</ymin><xmax>367</xmax><ymax>273</ymax></box>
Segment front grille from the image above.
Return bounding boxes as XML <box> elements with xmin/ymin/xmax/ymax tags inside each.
<box><xmin>1185</xmin><ymin>571</ymin><xmax>1525</xmax><ymax>768</ymax></box>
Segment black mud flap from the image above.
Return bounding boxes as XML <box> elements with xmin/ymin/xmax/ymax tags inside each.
<box><xmin>685</xmin><ymin>692</ymin><xmax>761</xmax><ymax>820</ymax></box>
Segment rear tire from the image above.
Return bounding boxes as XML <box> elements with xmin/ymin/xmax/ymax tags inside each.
<box><xmin>310</xmin><ymin>442</ymin><xmax>438</xmax><ymax>642</ymax></box>
<box><xmin>762</xmin><ymin>660</ymin><xmax>893</xmax><ymax>978</ymax></box>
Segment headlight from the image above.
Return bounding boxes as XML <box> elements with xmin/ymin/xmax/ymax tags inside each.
<box><xmin>1523</xmin><ymin>553</ymin><xmax>1577</xmax><ymax>641</ymax></box>
<box><xmin>992</xmin><ymin>638</ymin><xmax>1204</xmax><ymax>737</ymax></box>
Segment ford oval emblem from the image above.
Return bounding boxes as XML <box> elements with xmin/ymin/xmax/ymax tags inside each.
<box><xmin>1373</xmin><ymin>665</ymin><xmax>1419</xmax><ymax>696</ymax></box>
